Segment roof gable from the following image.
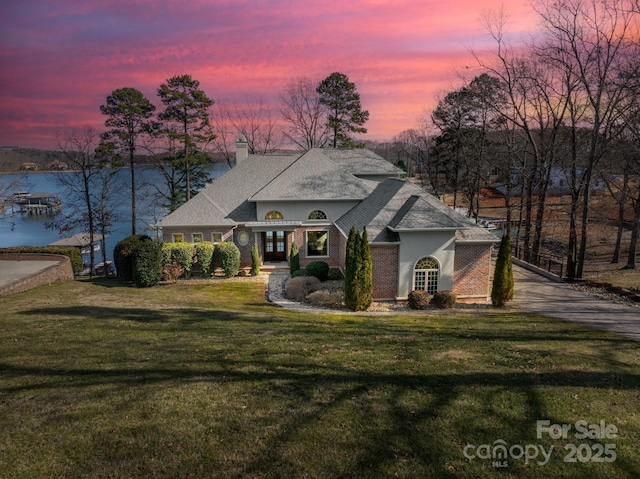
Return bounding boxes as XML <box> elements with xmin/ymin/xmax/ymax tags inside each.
<box><xmin>157</xmin><ymin>153</ymin><xmax>298</xmax><ymax>227</ymax></box>
<box><xmin>336</xmin><ymin>178</ymin><xmax>475</xmax><ymax>243</ymax></box>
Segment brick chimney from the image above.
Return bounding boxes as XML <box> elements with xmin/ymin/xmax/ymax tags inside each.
<box><xmin>235</xmin><ymin>136</ymin><xmax>248</xmax><ymax>165</ymax></box>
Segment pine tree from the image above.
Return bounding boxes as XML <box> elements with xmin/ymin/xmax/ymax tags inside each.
<box><xmin>491</xmin><ymin>234</ymin><xmax>514</xmax><ymax>307</ymax></box>
<box><xmin>251</xmin><ymin>243</ymin><xmax>260</xmax><ymax>276</ymax></box>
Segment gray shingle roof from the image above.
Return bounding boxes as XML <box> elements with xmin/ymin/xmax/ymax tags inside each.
<box><xmin>336</xmin><ymin>178</ymin><xmax>495</xmax><ymax>243</ymax></box>
<box><xmin>156</xmin><ymin>153</ymin><xmax>298</xmax><ymax>227</ymax></box>
<box><xmin>322</xmin><ymin>148</ymin><xmax>404</xmax><ymax>176</ymax></box>
<box><xmin>250</xmin><ymin>149</ymin><xmax>372</xmax><ymax>201</ymax></box>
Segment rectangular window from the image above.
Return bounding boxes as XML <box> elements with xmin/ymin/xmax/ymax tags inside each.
<box><xmin>307</xmin><ymin>230</ymin><xmax>328</xmax><ymax>257</ymax></box>
<box><xmin>172</xmin><ymin>233</ymin><xmax>184</xmax><ymax>243</ymax></box>
<box><xmin>212</xmin><ymin>232</ymin><xmax>223</xmax><ymax>244</ymax></box>
<box><xmin>192</xmin><ymin>233</ymin><xmax>203</xmax><ymax>243</ymax></box>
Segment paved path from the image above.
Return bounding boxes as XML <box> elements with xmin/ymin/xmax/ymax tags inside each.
<box><xmin>512</xmin><ymin>265</ymin><xmax>640</xmax><ymax>341</ymax></box>
<box><xmin>266</xmin><ymin>266</ymin><xmax>639</xmax><ymax>340</ymax></box>
<box><xmin>0</xmin><ymin>260</ymin><xmax>60</xmax><ymax>287</ymax></box>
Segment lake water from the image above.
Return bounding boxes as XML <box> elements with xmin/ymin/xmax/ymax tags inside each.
<box><xmin>0</xmin><ymin>164</ymin><xmax>228</xmax><ymax>263</ymax></box>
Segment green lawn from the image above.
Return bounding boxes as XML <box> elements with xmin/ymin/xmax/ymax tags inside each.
<box><xmin>0</xmin><ymin>278</ymin><xmax>639</xmax><ymax>478</ymax></box>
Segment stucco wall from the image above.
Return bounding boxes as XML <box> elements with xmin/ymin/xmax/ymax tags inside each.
<box><xmin>256</xmin><ymin>200</ymin><xmax>358</xmax><ymax>223</ymax></box>
<box><xmin>396</xmin><ymin>231</ymin><xmax>457</xmax><ymax>299</ymax></box>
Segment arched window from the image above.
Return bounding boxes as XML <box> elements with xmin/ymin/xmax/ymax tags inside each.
<box><xmin>265</xmin><ymin>210</ymin><xmax>283</xmax><ymax>220</ymax></box>
<box><xmin>414</xmin><ymin>257</ymin><xmax>439</xmax><ymax>295</ymax></box>
<box><xmin>308</xmin><ymin>209</ymin><xmax>327</xmax><ymax>220</ymax></box>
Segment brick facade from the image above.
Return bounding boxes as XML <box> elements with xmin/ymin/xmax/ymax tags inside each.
<box><xmin>291</xmin><ymin>225</ymin><xmax>342</xmax><ymax>269</ymax></box>
<box><xmin>371</xmin><ymin>245</ymin><xmax>399</xmax><ymax>300</ymax></box>
<box><xmin>453</xmin><ymin>243</ymin><xmax>493</xmax><ymax>300</ymax></box>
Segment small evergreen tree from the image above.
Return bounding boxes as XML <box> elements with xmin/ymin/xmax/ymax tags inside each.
<box><xmin>356</xmin><ymin>227</ymin><xmax>373</xmax><ymax>310</ymax></box>
<box><xmin>251</xmin><ymin>243</ymin><xmax>261</xmax><ymax>276</ymax></box>
<box><xmin>290</xmin><ymin>241</ymin><xmax>300</xmax><ymax>274</ymax></box>
<box><xmin>491</xmin><ymin>234</ymin><xmax>514</xmax><ymax>307</ymax></box>
<box><xmin>344</xmin><ymin>226</ymin><xmax>359</xmax><ymax>310</ymax></box>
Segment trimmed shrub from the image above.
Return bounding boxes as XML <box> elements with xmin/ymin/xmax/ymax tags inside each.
<box><xmin>162</xmin><ymin>242</ymin><xmax>194</xmax><ymax>278</ymax></box>
<box><xmin>289</xmin><ymin>242</ymin><xmax>300</xmax><ymax>274</ymax></box>
<box><xmin>432</xmin><ymin>290</ymin><xmax>457</xmax><ymax>309</ymax></box>
<box><xmin>408</xmin><ymin>290</ymin><xmax>431</xmax><ymax>310</ymax></box>
<box><xmin>292</xmin><ymin>269</ymin><xmax>310</xmax><ymax>277</ymax></box>
<box><xmin>114</xmin><ymin>235</ymin><xmax>152</xmax><ymax>282</ymax></box>
<box><xmin>0</xmin><ymin>246</ymin><xmax>83</xmax><ymax>274</ymax></box>
<box><xmin>251</xmin><ymin>243</ymin><xmax>260</xmax><ymax>276</ymax></box>
<box><xmin>195</xmin><ymin>242</ymin><xmax>215</xmax><ymax>277</ymax></box>
<box><xmin>133</xmin><ymin>240</ymin><xmax>162</xmax><ymax>287</ymax></box>
<box><xmin>305</xmin><ymin>261</ymin><xmax>330</xmax><ymax>281</ymax></box>
<box><xmin>216</xmin><ymin>242</ymin><xmax>241</xmax><ymax>278</ymax></box>
<box><xmin>285</xmin><ymin>275</ymin><xmax>321</xmax><ymax>302</ymax></box>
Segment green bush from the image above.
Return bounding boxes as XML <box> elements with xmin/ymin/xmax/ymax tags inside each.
<box><xmin>195</xmin><ymin>242</ymin><xmax>215</xmax><ymax>277</ymax></box>
<box><xmin>114</xmin><ymin>235</ymin><xmax>152</xmax><ymax>282</ymax></box>
<box><xmin>408</xmin><ymin>290</ymin><xmax>431</xmax><ymax>310</ymax></box>
<box><xmin>0</xmin><ymin>246</ymin><xmax>83</xmax><ymax>274</ymax></box>
<box><xmin>215</xmin><ymin>242</ymin><xmax>241</xmax><ymax>278</ymax></box>
<box><xmin>305</xmin><ymin>261</ymin><xmax>330</xmax><ymax>281</ymax></box>
<box><xmin>133</xmin><ymin>240</ymin><xmax>162</xmax><ymax>287</ymax></box>
<box><xmin>432</xmin><ymin>290</ymin><xmax>457</xmax><ymax>309</ymax></box>
<box><xmin>291</xmin><ymin>269</ymin><xmax>310</xmax><ymax>277</ymax></box>
<box><xmin>289</xmin><ymin>242</ymin><xmax>300</xmax><ymax>274</ymax></box>
<box><xmin>161</xmin><ymin>242</ymin><xmax>194</xmax><ymax>278</ymax></box>
<box><xmin>251</xmin><ymin>243</ymin><xmax>260</xmax><ymax>276</ymax></box>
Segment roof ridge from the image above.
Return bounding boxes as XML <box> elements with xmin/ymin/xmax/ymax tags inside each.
<box><xmin>248</xmin><ymin>150</ymin><xmax>307</xmax><ymax>200</ymax></box>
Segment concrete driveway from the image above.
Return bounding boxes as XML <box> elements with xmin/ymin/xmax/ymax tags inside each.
<box><xmin>512</xmin><ymin>264</ymin><xmax>640</xmax><ymax>341</ymax></box>
<box><xmin>0</xmin><ymin>259</ymin><xmax>60</xmax><ymax>287</ymax></box>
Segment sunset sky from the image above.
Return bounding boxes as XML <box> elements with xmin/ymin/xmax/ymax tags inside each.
<box><xmin>0</xmin><ymin>1</ymin><xmax>538</xmax><ymax>150</ymax></box>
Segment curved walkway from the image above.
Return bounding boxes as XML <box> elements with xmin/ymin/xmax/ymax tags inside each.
<box><xmin>266</xmin><ymin>267</ymin><xmax>639</xmax><ymax>340</ymax></box>
<box><xmin>511</xmin><ymin>264</ymin><xmax>640</xmax><ymax>341</ymax></box>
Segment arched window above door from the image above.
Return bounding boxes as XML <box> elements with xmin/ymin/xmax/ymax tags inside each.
<box><xmin>265</xmin><ymin>210</ymin><xmax>283</xmax><ymax>220</ymax></box>
<box><xmin>308</xmin><ymin>209</ymin><xmax>327</xmax><ymax>220</ymax></box>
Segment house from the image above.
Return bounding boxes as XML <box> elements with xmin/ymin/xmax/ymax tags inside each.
<box><xmin>156</xmin><ymin>140</ymin><xmax>498</xmax><ymax>302</ymax></box>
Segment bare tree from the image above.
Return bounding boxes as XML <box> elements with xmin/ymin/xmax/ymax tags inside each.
<box><xmin>534</xmin><ymin>0</ymin><xmax>640</xmax><ymax>277</ymax></box>
<box><xmin>280</xmin><ymin>77</ymin><xmax>329</xmax><ymax>149</ymax></box>
<box><xmin>50</xmin><ymin>127</ymin><xmax>119</xmax><ymax>277</ymax></box>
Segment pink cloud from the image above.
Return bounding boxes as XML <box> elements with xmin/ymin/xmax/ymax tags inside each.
<box><xmin>0</xmin><ymin>1</ymin><xmax>538</xmax><ymax>149</ymax></box>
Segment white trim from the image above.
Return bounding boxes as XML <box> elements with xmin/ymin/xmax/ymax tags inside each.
<box><xmin>172</xmin><ymin>233</ymin><xmax>184</xmax><ymax>243</ymax></box>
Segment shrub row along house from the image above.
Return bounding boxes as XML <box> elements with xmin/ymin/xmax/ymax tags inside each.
<box><xmin>156</xmin><ymin>140</ymin><xmax>498</xmax><ymax>302</ymax></box>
